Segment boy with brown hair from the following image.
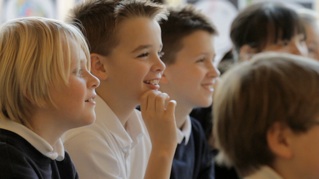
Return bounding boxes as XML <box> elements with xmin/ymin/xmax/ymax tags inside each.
<box><xmin>159</xmin><ymin>5</ymin><xmax>219</xmax><ymax>179</ymax></box>
<box><xmin>63</xmin><ymin>0</ymin><xmax>177</xmax><ymax>179</ymax></box>
<box><xmin>214</xmin><ymin>52</ymin><xmax>319</xmax><ymax>179</ymax></box>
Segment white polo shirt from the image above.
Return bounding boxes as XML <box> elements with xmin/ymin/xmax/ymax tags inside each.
<box><xmin>245</xmin><ymin>166</ymin><xmax>283</xmax><ymax>179</ymax></box>
<box><xmin>63</xmin><ymin>95</ymin><xmax>151</xmax><ymax>179</ymax></box>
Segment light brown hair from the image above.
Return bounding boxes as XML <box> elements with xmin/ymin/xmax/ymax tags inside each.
<box><xmin>67</xmin><ymin>0</ymin><xmax>167</xmax><ymax>56</ymax></box>
<box><xmin>213</xmin><ymin>52</ymin><xmax>319</xmax><ymax>176</ymax></box>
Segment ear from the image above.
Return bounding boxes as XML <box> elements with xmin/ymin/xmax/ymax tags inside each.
<box><xmin>239</xmin><ymin>45</ymin><xmax>257</xmax><ymax>61</ymax></box>
<box><xmin>90</xmin><ymin>53</ymin><xmax>108</xmax><ymax>80</ymax></box>
<box><xmin>267</xmin><ymin>122</ymin><xmax>294</xmax><ymax>159</ymax></box>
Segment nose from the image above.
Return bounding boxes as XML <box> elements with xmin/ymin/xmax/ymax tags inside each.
<box><xmin>207</xmin><ymin>62</ymin><xmax>220</xmax><ymax>78</ymax></box>
<box><xmin>151</xmin><ymin>55</ymin><xmax>166</xmax><ymax>73</ymax></box>
<box><xmin>87</xmin><ymin>71</ymin><xmax>100</xmax><ymax>89</ymax></box>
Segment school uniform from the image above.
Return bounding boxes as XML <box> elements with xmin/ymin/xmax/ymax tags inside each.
<box><xmin>63</xmin><ymin>95</ymin><xmax>151</xmax><ymax>179</ymax></box>
<box><xmin>170</xmin><ymin>116</ymin><xmax>214</xmax><ymax>179</ymax></box>
<box><xmin>245</xmin><ymin>166</ymin><xmax>283</xmax><ymax>179</ymax></box>
<box><xmin>0</xmin><ymin>119</ymin><xmax>77</xmax><ymax>179</ymax></box>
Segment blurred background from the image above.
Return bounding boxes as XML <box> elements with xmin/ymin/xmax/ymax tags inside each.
<box><xmin>0</xmin><ymin>0</ymin><xmax>317</xmax><ymax>65</ymax></box>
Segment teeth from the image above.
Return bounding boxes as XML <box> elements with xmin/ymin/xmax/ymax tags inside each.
<box><xmin>145</xmin><ymin>79</ymin><xmax>159</xmax><ymax>85</ymax></box>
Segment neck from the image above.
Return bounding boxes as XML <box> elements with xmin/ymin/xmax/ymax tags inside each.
<box><xmin>174</xmin><ymin>103</ymin><xmax>192</xmax><ymax>129</ymax></box>
<box><xmin>28</xmin><ymin>112</ymin><xmax>64</xmax><ymax>146</ymax></box>
<box><xmin>97</xmin><ymin>89</ymin><xmax>137</xmax><ymax>126</ymax></box>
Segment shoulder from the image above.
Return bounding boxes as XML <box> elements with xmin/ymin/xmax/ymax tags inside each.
<box><xmin>55</xmin><ymin>152</ymin><xmax>78</xmax><ymax>179</ymax></box>
<box><xmin>190</xmin><ymin>117</ymin><xmax>205</xmax><ymax>134</ymax></box>
<box><xmin>0</xmin><ymin>142</ymin><xmax>38</xmax><ymax>178</ymax></box>
<box><xmin>189</xmin><ymin>117</ymin><xmax>209</xmax><ymax>146</ymax></box>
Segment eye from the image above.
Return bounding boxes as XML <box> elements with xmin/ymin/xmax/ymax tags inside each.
<box><xmin>137</xmin><ymin>52</ymin><xmax>149</xmax><ymax>58</ymax></box>
<box><xmin>196</xmin><ymin>58</ymin><xmax>205</xmax><ymax>63</ymax></box>
<box><xmin>73</xmin><ymin>68</ymin><xmax>84</xmax><ymax>77</ymax></box>
<box><xmin>278</xmin><ymin>40</ymin><xmax>289</xmax><ymax>46</ymax></box>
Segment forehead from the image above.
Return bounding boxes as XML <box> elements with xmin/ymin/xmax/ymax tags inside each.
<box><xmin>115</xmin><ymin>17</ymin><xmax>161</xmax><ymax>47</ymax></box>
<box><xmin>176</xmin><ymin>30</ymin><xmax>215</xmax><ymax>56</ymax></box>
<box><xmin>68</xmin><ymin>39</ymin><xmax>87</xmax><ymax>65</ymax></box>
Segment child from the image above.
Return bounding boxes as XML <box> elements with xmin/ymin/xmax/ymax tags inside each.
<box><xmin>213</xmin><ymin>52</ymin><xmax>319</xmax><ymax>179</ymax></box>
<box><xmin>63</xmin><ymin>1</ymin><xmax>177</xmax><ymax>179</ymax></box>
<box><xmin>0</xmin><ymin>17</ymin><xmax>100</xmax><ymax>178</ymax></box>
<box><xmin>299</xmin><ymin>9</ymin><xmax>319</xmax><ymax>61</ymax></box>
<box><xmin>230</xmin><ymin>2</ymin><xmax>308</xmax><ymax>62</ymax></box>
<box><xmin>159</xmin><ymin>5</ymin><xmax>219</xmax><ymax>179</ymax></box>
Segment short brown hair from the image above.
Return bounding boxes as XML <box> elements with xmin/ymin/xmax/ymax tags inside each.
<box><xmin>67</xmin><ymin>0</ymin><xmax>167</xmax><ymax>56</ymax></box>
<box><xmin>213</xmin><ymin>52</ymin><xmax>319</xmax><ymax>176</ymax></box>
<box><xmin>159</xmin><ymin>5</ymin><xmax>216</xmax><ymax>65</ymax></box>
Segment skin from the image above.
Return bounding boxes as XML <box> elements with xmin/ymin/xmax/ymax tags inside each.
<box><xmin>268</xmin><ymin>120</ymin><xmax>319</xmax><ymax>179</ymax></box>
<box><xmin>304</xmin><ymin>22</ymin><xmax>319</xmax><ymax>61</ymax></box>
<box><xmin>239</xmin><ymin>33</ymin><xmax>308</xmax><ymax>61</ymax></box>
<box><xmin>30</xmin><ymin>40</ymin><xmax>100</xmax><ymax>146</ymax></box>
<box><xmin>161</xmin><ymin>30</ymin><xmax>220</xmax><ymax>128</ymax></box>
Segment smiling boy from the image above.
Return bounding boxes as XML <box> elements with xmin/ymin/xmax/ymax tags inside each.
<box><xmin>63</xmin><ymin>1</ymin><xmax>177</xmax><ymax>179</ymax></box>
<box><xmin>159</xmin><ymin>5</ymin><xmax>219</xmax><ymax>179</ymax></box>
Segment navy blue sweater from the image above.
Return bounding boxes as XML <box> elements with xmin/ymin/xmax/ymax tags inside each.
<box><xmin>170</xmin><ymin>117</ymin><xmax>214</xmax><ymax>179</ymax></box>
<box><xmin>0</xmin><ymin>129</ymin><xmax>78</xmax><ymax>179</ymax></box>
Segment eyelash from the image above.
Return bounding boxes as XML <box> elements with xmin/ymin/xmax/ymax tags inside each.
<box><xmin>137</xmin><ymin>52</ymin><xmax>149</xmax><ymax>58</ymax></box>
<box><xmin>137</xmin><ymin>51</ymin><xmax>164</xmax><ymax>58</ymax></box>
<box><xmin>73</xmin><ymin>68</ymin><xmax>84</xmax><ymax>77</ymax></box>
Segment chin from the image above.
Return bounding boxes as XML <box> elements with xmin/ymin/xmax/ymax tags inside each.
<box><xmin>198</xmin><ymin>100</ymin><xmax>213</xmax><ymax>108</ymax></box>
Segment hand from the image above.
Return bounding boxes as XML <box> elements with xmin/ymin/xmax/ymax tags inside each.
<box><xmin>139</xmin><ymin>90</ymin><xmax>177</xmax><ymax>151</ymax></box>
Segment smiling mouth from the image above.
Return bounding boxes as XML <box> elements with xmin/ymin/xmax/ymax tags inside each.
<box><xmin>144</xmin><ymin>79</ymin><xmax>160</xmax><ymax>85</ymax></box>
<box><xmin>85</xmin><ymin>97</ymin><xmax>95</xmax><ymax>102</ymax></box>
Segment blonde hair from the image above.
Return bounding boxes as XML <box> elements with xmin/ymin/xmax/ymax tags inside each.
<box><xmin>213</xmin><ymin>52</ymin><xmax>319</xmax><ymax>176</ymax></box>
<box><xmin>0</xmin><ymin>17</ymin><xmax>90</xmax><ymax>125</ymax></box>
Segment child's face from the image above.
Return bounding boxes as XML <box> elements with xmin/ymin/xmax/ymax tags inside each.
<box><xmin>103</xmin><ymin>17</ymin><xmax>165</xmax><ymax>105</ymax></box>
<box><xmin>162</xmin><ymin>30</ymin><xmax>219</xmax><ymax>108</ymax></box>
<box><xmin>50</xmin><ymin>41</ymin><xmax>100</xmax><ymax>129</ymax></box>
<box><xmin>261</xmin><ymin>33</ymin><xmax>308</xmax><ymax>56</ymax></box>
<box><xmin>304</xmin><ymin>22</ymin><xmax>319</xmax><ymax>61</ymax></box>
<box><xmin>240</xmin><ymin>33</ymin><xmax>308</xmax><ymax>61</ymax></box>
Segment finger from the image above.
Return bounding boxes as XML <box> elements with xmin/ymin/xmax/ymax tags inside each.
<box><xmin>165</xmin><ymin>100</ymin><xmax>177</xmax><ymax>119</ymax></box>
<box><xmin>155</xmin><ymin>93</ymin><xmax>169</xmax><ymax>113</ymax></box>
<box><xmin>139</xmin><ymin>91</ymin><xmax>149</xmax><ymax>112</ymax></box>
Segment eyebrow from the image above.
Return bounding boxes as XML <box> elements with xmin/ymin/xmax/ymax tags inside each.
<box><xmin>131</xmin><ymin>44</ymin><xmax>163</xmax><ymax>53</ymax></box>
<box><xmin>131</xmin><ymin>45</ymin><xmax>152</xmax><ymax>53</ymax></box>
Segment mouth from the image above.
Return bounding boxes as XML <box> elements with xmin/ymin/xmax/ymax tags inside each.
<box><xmin>85</xmin><ymin>96</ymin><xmax>96</xmax><ymax>103</ymax></box>
<box><xmin>202</xmin><ymin>83</ymin><xmax>215</xmax><ymax>92</ymax></box>
<box><xmin>144</xmin><ymin>79</ymin><xmax>160</xmax><ymax>86</ymax></box>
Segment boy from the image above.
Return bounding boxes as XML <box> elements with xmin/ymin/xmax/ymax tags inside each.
<box><xmin>159</xmin><ymin>5</ymin><xmax>219</xmax><ymax>179</ymax></box>
<box><xmin>0</xmin><ymin>17</ymin><xmax>100</xmax><ymax>178</ymax></box>
<box><xmin>63</xmin><ymin>1</ymin><xmax>177</xmax><ymax>179</ymax></box>
<box><xmin>214</xmin><ymin>52</ymin><xmax>319</xmax><ymax>179</ymax></box>
<box><xmin>231</xmin><ymin>2</ymin><xmax>308</xmax><ymax>62</ymax></box>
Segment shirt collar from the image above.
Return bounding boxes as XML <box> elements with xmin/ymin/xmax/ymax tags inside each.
<box><xmin>176</xmin><ymin>116</ymin><xmax>192</xmax><ymax>145</ymax></box>
<box><xmin>245</xmin><ymin>166</ymin><xmax>283</xmax><ymax>179</ymax></box>
<box><xmin>0</xmin><ymin>118</ymin><xmax>65</xmax><ymax>161</ymax></box>
<box><xmin>95</xmin><ymin>95</ymin><xmax>146</xmax><ymax>151</ymax></box>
